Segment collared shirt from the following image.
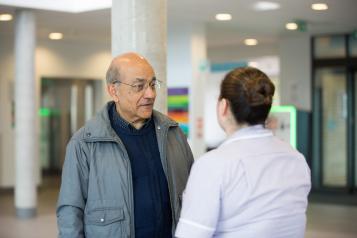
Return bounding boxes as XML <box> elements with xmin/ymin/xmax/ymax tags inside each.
<box><xmin>175</xmin><ymin>125</ymin><xmax>311</xmax><ymax>238</ymax></box>
<box><xmin>109</xmin><ymin>104</ymin><xmax>172</xmax><ymax>238</ymax></box>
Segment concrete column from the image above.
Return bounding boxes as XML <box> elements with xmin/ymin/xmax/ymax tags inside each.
<box><xmin>111</xmin><ymin>0</ymin><xmax>167</xmax><ymax>114</ymax></box>
<box><xmin>14</xmin><ymin>10</ymin><xmax>37</xmax><ymax>218</ymax></box>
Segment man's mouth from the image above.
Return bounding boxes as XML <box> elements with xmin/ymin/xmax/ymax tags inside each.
<box><xmin>140</xmin><ymin>103</ymin><xmax>154</xmax><ymax>107</ymax></box>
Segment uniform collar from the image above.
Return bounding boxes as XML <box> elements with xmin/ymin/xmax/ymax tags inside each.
<box><xmin>221</xmin><ymin>124</ymin><xmax>273</xmax><ymax>146</ymax></box>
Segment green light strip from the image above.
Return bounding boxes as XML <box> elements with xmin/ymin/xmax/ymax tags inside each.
<box><xmin>270</xmin><ymin>105</ymin><xmax>297</xmax><ymax>148</ymax></box>
<box><xmin>38</xmin><ymin>108</ymin><xmax>61</xmax><ymax>117</ymax></box>
<box><xmin>39</xmin><ymin>108</ymin><xmax>50</xmax><ymax>117</ymax></box>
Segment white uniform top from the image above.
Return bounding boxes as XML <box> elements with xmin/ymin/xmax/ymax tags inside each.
<box><xmin>175</xmin><ymin>125</ymin><xmax>311</xmax><ymax>238</ymax></box>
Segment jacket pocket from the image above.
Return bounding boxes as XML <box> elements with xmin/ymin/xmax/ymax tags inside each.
<box><xmin>84</xmin><ymin>201</ymin><xmax>127</xmax><ymax>237</ymax></box>
<box><xmin>85</xmin><ymin>207</ymin><xmax>124</xmax><ymax>226</ymax></box>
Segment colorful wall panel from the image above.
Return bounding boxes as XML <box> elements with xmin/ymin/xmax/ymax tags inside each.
<box><xmin>168</xmin><ymin>88</ymin><xmax>189</xmax><ymax>136</ymax></box>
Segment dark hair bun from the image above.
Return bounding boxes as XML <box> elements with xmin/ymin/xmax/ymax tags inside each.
<box><xmin>248</xmin><ymin>77</ymin><xmax>274</xmax><ymax>106</ymax></box>
<box><xmin>219</xmin><ymin>67</ymin><xmax>275</xmax><ymax>125</ymax></box>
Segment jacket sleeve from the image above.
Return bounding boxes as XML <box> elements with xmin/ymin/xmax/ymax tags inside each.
<box><xmin>177</xmin><ymin>127</ymin><xmax>194</xmax><ymax>171</ymax></box>
<box><xmin>56</xmin><ymin>139</ymin><xmax>89</xmax><ymax>238</ymax></box>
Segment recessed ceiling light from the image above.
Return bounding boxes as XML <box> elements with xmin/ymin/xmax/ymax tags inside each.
<box><xmin>49</xmin><ymin>32</ymin><xmax>63</xmax><ymax>40</ymax></box>
<box><xmin>253</xmin><ymin>1</ymin><xmax>280</xmax><ymax>11</ymax></box>
<box><xmin>0</xmin><ymin>14</ymin><xmax>13</xmax><ymax>21</ymax></box>
<box><xmin>286</xmin><ymin>22</ymin><xmax>298</xmax><ymax>30</ymax></box>
<box><xmin>248</xmin><ymin>61</ymin><xmax>259</xmax><ymax>68</ymax></box>
<box><xmin>215</xmin><ymin>13</ymin><xmax>232</xmax><ymax>21</ymax></box>
<box><xmin>311</xmin><ymin>3</ymin><xmax>328</xmax><ymax>11</ymax></box>
<box><xmin>244</xmin><ymin>39</ymin><xmax>258</xmax><ymax>46</ymax></box>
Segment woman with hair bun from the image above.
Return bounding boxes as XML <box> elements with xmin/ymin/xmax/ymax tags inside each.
<box><xmin>175</xmin><ymin>67</ymin><xmax>311</xmax><ymax>238</ymax></box>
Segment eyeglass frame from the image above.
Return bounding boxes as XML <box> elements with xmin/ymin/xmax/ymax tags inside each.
<box><xmin>112</xmin><ymin>77</ymin><xmax>162</xmax><ymax>94</ymax></box>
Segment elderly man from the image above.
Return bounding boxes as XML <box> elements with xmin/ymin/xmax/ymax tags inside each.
<box><xmin>57</xmin><ymin>52</ymin><xmax>194</xmax><ymax>238</ymax></box>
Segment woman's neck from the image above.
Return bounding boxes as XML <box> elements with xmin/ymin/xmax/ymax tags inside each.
<box><xmin>224</xmin><ymin>121</ymin><xmax>249</xmax><ymax>137</ymax></box>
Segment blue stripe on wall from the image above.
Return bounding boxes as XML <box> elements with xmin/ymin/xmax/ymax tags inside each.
<box><xmin>210</xmin><ymin>62</ymin><xmax>248</xmax><ymax>72</ymax></box>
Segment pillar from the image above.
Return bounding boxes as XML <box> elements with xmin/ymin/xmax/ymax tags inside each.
<box><xmin>111</xmin><ymin>0</ymin><xmax>167</xmax><ymax>113</ymax></box>
<box><xmin>14</xmin><ymin>10</ymin><xmax>37</xmax><ymax>219</ymax></box>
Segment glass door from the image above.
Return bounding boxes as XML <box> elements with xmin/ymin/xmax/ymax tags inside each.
<box><xmin>312</xmin><ymin>34</ymin><xmax>357</xmax><ymax>194</ymax></box>
<box><xmin>314</xmin><ymin>68</ymin><xmax>348</xmax><ymax>188</ymax></box>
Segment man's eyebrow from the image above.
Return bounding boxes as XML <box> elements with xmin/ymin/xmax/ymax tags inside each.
<box><xmin>134</xmin><ymin>78</ymin><xmax>145</xmax><ymax>83</ymax></box>
<box><xmin>134</xmin><ymin>77</ymin><xmax>157</xmax><ymax>82</ymax></box>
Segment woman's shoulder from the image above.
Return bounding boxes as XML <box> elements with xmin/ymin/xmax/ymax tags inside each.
<box><xmin>193</xmin><ymin>146</ymin><xmax>244</xmax><ymax>174</ymax></box>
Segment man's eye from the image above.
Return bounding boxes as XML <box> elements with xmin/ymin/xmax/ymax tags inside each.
<box><xmin>135</xmin><ymin>84</ymin><xmax>145</xmax><ymax>91</ymax></box>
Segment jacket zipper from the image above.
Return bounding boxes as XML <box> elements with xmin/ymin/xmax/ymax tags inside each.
<box><xmin>159</xmin><ymin>126</ymin><xmax>177</xmax><ymax>231</ymax></box>
<box><xmin>113</xmin><ymin>137</ymin><xmax>135</xmax><ymax>238</ymax></box>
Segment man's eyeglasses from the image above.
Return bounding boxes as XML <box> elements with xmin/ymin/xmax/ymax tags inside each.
<box><xmin>112</xmin><ymin>78</ymin><xmax>162</xmax><ymax>94</ymax></box>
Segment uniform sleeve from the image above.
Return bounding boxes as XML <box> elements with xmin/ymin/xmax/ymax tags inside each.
<box><xmin>56</xmin><ymin>139</ymin><xmax>89</xmax><ymax>238</ymax></box>
<box><xmin>175</xmin><ymin>157</ymin><xmax>222</xmax><ymax>238</ymax></box>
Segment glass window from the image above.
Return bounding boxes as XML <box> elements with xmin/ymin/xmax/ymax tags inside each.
<box><xmin>314</xmin><ymin>36</ymin><xmax>346</xmax><ymax>58</ymax></box>
<box><xmin>349</xmin><ymin>35</ymin><xmax>357</xmax><ymax>56</ymax></box>
<box><xmin>315</xmin><ymin>68</ymin><xmax>347</xmax><ymax>187</ymax></box>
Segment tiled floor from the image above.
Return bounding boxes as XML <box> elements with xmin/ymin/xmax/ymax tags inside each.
<box><xmin>1</xmin><ymin>178</ymin><xmax>357</xmax><ymax>238</ymax></box>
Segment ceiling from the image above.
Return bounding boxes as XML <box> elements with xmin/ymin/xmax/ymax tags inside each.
<box><xmin>0</xmin><ymin>0</ymin><xmax>356</xmax><ymax>48</ymax></box>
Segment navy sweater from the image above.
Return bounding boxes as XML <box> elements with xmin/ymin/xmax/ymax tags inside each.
<box><xmin>109</xmin><ymin>104</ymin><xmax>172</xmax><ymax>238</ymax></box>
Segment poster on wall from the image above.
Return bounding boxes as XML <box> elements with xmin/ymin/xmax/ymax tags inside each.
<box><xmin>168</xmin><ymin>88</ymin><xmax>189</xmax><ymax>136</ymax></box>
<box><xmin>266</xmin><ymin>105</ymin><xmax>297</xmax><ymax>148</ymax></box>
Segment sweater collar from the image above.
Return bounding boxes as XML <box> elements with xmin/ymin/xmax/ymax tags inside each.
<box><xmin>82</xmin><ymin>101</ymin><xmax>178</xmax><ymax>141</ymax></box>
<box><xmin>109</xmin><ymin>102</ymin><xmax>152</xmax><ymax>134</ymax></box>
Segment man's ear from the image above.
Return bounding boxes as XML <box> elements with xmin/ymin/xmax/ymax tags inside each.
<box><xmin>107</xmin><ymin>84</ymin><xmax>119</xmax><ymax>102</ymax></box>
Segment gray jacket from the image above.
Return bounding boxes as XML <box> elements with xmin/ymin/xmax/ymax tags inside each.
<box><xmin>57</xmin><ymin>102</ymin><xmax>194</xmax><ymax>238</ymax></box>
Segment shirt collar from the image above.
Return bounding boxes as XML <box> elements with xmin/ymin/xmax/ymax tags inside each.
<box><xmin>221</xmin><ymin>124</ymin><xmax>273</xmax><ymax>147</ymax></box>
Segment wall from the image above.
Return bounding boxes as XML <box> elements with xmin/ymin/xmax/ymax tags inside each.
<box><xmin>279</xmin><ymin>34</ymin><xmax>311</xmax><ymax>111</ymax></box>
<box><xmin>168</xmin><ymin>23</ymin><xmax>208</xmax><ymax>158</ymax></box>
<box><xmin>167</xmin><ymin>24</ymin><xmax>193</xmax><ymax>87</ymax></box>
<box><xmin>0</xmin><ymin>36</ymin><xmax>111</xmax><ymax>187</ymax></box>
<box><xmin>208</xmin><ymin>43</ymin><xmax>279</xmax><ymax>63</ymax></box>
<box><xmin>205</xmin><ymin>42</ymin><xmax>281</xmax><ymax>148</ymax></box>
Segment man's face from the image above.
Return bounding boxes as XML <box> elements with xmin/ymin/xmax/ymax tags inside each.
<box><xmin>113</xmin><ymin>62</ymin><xmax>156</xmax><ymax>124</ymax></box>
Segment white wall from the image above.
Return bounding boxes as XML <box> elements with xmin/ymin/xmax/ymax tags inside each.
<box><xmin>168</xmin><ymin>23</ymin><xmax>208</xmax><ymax>158</ymax></box>
<box><xmin>208</xmin><ymin>43</ymin><xmax>279</xmax><ymax>63</ymax></box>
<box><xmin>0</xmin><ymin>36</ymin><xmax>111</xmax><ymax>187</ymax></box>
<box><xmin>204</xmin><ymin>56</ymin><xmax>280</xmax><ymax>148</ymax></box>
<box><xmin>204</xmin><ymin>71</ymin><xmax>226</xmax><ymax>148</ymax></box>
<box><xmin>206</xmin><ymin>42</ymin><xmax>281</xmax><ymax>148</ymax></box>
<box><xmin>167</xmin><ymin>24</ymin><xmax>193</xmax><ymax>87</ymax></box>
<box><xmin>279</xmin><ymin>35</ymin><xmax>311</xmax><ymax>111</ymax></box>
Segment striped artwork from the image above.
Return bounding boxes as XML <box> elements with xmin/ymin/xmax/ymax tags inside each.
<box><xmin>168</xmin><ymin>88</ymin><xmax>189</xmax><ymax>136</ymax></box>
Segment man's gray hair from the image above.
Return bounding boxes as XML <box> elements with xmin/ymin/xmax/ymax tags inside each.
<box><xmin>106</xmin><ymin>64</ymin><xmax>119</xmax><ymax>84</ymax></box>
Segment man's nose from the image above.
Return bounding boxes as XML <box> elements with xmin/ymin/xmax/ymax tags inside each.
<box><xmin>143</xmin><ymin>84</ymin><xmax>156</xmax><ymax>98</ymax></box>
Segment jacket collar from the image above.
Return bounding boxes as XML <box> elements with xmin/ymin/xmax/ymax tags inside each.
<box><xmin>83</xmin><ymin>101</ymin><xmax>178</xmax><ymax>141</ymax></box>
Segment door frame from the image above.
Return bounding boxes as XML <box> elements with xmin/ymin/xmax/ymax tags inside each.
<box><xmin>312</xmin><ymin>33</ymin><xmax>357</xmax><ymax>194</ymax></box>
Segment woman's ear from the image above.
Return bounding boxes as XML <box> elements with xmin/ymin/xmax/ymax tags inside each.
<box><xmin>217</xmin><ymin>98</ymin><xmax>229</xmax><ymax>121</ymax></box>
<box><xmin>217</xmin><ymin>98</ymin><xmax>230</xmax><ymax>131</ymax></box>
<box><xmin>220</xmin><ymin>98</ymin><xmax>229</xmax><ymax>116</ymax></box>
